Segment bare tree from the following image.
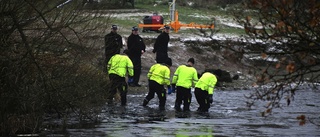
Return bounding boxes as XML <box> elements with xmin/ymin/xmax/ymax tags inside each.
<box><xmin>230</xmin><ymin>0</ymin><xmax>320</xmax><ymax>116</ymax></box>
<box><xmin>0</xmin><ymin>0</ymin><xmax>111</xmax><ymax>135</ymax></box>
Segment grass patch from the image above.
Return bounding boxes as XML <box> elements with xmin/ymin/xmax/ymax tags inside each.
<box><xmin>219</xmin><ymin>27</ymin><xmax>246</xmax><ymax>35</ymax></box>
<box><xmin>111</xmin><ymin>2</ymin><xmax>245</xmax><ymax>36</ymax></box>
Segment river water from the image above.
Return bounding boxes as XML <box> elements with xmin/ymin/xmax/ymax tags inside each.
<box><xmin>45</xmin><ymin>88</ymin><xmax>320</xmax><ymax>137</ymax></box>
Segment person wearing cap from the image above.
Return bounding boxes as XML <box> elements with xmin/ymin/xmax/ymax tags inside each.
<box><xmin>106</xmin><ymin>49</ymin><xmax>134</xmax><ymax>106</ymax></box>
<box><xmin>152</xmin><ymin>25</ymin><xmax>170</xmax><ymax>64</ymax></box>
<box><xmin>126</xmin><ymin>26</ymin><xmax>146</xmax><ymax>87</ymax></box>
<box><xmin>171</xmin><ymin>58</ymin><xmax>198</xmax><ymax>112</ymax></box>
<box><xmin>194</xmin><ymin>70</ymin><xmax>218</xmax><ymax>112</ymax></box>
<box><xmin>142</xmin><ymin>57</ymin><xmax>172</xmax><ymax>110</ymax></box>
<box><xmin>104</xmin><ymin>25</ymin><xmax>124</xmax><ymax>70</ymax></box>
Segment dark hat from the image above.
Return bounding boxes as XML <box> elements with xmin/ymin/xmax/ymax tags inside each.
<box><xmin>111</xmin><ymin>25</ymin><xmax>118</xmax><ymax>30</ymax></box>
<box><xmin>132</xmin><ymin>26</ymin><xmax>138</xmax><ymax>31</ymax></box>
<box><xmin>188</xmin><ymin>58</ymin><xmax>195</xmax><ymax>64</ymax></box>
<box><xmin>164</xmin><ymin>25</ymin><xmax>170</xmax><ymax>29</ymax></box>
<box><xmin>165</xmin><ymin>58</ymin><xmax>172</xmax><ymax>66</ymax></box>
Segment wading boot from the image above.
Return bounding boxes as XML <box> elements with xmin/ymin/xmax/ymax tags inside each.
<box><xmin>159</xmin><ymin>106</ymin><xmax>165</xmax><ymax>111</ymax></box>
<box><xmin>183</xmin><ymin>104</ymin><xmax>190</xmax><ymax>112</ymax></box>
<box><xmin>142</xmin><ymin>99</ymin><xmax>149</xmax><ymax>106</ymax></box>
<box><xmin>174</xmin><ymin>103</ymin><xmax>182</xmax><ymax>112</ymax></box>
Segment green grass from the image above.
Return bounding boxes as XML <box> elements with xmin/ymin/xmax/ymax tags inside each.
<box><xmin>134</xmin><ymin>3</ymin><xmax>218</xmax><ymax>24</ymax></box>
<box><xmin>219</xmin><ymin>27</ymin><xmax>246</xmax><ymax>35</ymax></box>
<box><xmin>106</xmin><ymin>2</ymin><xmax>245</xmax><ymax>35</ymax></box>
<box><xmin>113</xmin><ymin>18</ymin><xmax>139</xmax><ymax>27</ymax></box>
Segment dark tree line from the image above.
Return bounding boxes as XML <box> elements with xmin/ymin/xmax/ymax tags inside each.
<box><xmin>0</xmin><ymin>0</ymin><xmax>111</xmax><ymax>135</ymax></box>
<box><xmin>230</xmin><ymin>0</ymin><xmax>320</xmax><ymax>116</ymax></box>
<box><xmin>193</xmin><ymin>0</ymin><xmax>319</xmax><ymax>119</ymax></box>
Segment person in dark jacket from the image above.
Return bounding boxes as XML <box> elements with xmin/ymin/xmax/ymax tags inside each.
<box><xmin>104</xmin><ymin>25</ymin><xmax>123</xmax><ymax>70</ymax></box>
<box><xmin>127</xmin><ymin>26</ymin><xmax>146</xmax><ymax>87</ymax></box>
<box><xmin>152</xmin><ymin>25</ymin><xmax>170</xmax><ymax>63</ymax></box>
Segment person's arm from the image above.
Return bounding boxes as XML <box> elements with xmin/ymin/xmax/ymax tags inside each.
<box><xmin>104</xmin><ymin>34</ymin><xmax>109</xmax><ymax>46</ymax></box>
<box><xmin>164</xmin><ymin>67</ymin><xmax>171</xmax><ymax>86</ymax></box>
<box><xmin>127</xmin><ymin>35</ymin><xmax>133</xmax><ymax>51</ymax></box>
<box><xmin>193</xmin><ymin>69</ymin><xmax>199</xmax><ymax>85</ymax></box>
<box><xmin>107</xmin><ymin>55</ymin><xmax>115</xmax><ymax>73</ymax></box>
<box><xmin>147</xmin><ymin>64</ymin><xmax>155</xmax><ymax>79</ymax></box>
<box><xmin>126</xmin><ymin>56</ymin><xmax>134</xmax><ymax>77</ymax></box>
<box><xmin>172</xmin><ymin>66</ymin><xmax>180</xmax><ymax>84</ymax></box>
<box><xmin>153</xmin><ymin>35</ymin><xmax>161</xmax><ymax>53</ymax></box>
<box><xmin>141</xmin><ymin>37</ymin><xmax>146</xmax><ymax>53</ymax></box>
<box><xmin>119</xmin><ymin>35</ymin><xmax>124</xmax><ymax>48</ymax></box>
<box><xmin>208</xmin><ymin>75</ymin><xmax>217</xmax><ymax>95</ymax></box>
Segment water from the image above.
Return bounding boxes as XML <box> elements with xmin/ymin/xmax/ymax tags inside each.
<box><xmin>45</xmin><ymin>89</ymin><xmax>320</xmax><ymax>137</ymax></box>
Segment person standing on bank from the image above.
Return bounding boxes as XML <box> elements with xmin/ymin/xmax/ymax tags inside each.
<box><xmin>142</xmin><ymin>58</ymin><xmax>172</xmax><ymax>110</ymax></box>
<box><xmin>127</xmin><ymin>26</ymin><xmax>146</xmax><ymax>87</ymax></box>
<box><xmin>104</xmin><ymin>25</ymin><xmax>123</xmax><ymax>69</ymax></box>
<box><xmin>171</xmin><ymin>58</ymin><xmax>198</xmax><ymax>112</ymax></box>
<box><xmin>194</xmin><ymin>71</ymin><xmax>218</xmax><ymax>112</ymax></box>
<box><xmin>107</xmin><ymin>50</ymin><xmax>134</xmax><ymax>106</ymax></box>
<box><xmin>152</xmin><ymin>25</ymin><xmax>170</xmax><ymax>63</ymax></box>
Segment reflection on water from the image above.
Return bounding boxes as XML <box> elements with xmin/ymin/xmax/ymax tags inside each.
<box><xmin>44</xmin><ymin>89</ymin><xmax>320</xmax><ymax>137</ymax></box>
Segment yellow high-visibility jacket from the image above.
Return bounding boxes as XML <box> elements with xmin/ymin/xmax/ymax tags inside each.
<box><xmin>172</xmin><ymin>65</ymin><xmax>198</xmax><ymax>88</ymax></box>
<box><xmin>107</xmin><ymin>54</ymin><xmax>134</xmax><ymax>77</ymax></box>
<box><xmin>148</xmin><ymin>63</ymin><xmax>171</xmax><ymax>86</ymax></box>
<box><xmin>195</xmin><ymin>72</ymin><xmax>217</xmax><ymax>95</ymax></box>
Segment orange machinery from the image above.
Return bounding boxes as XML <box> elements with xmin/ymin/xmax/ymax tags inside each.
<box><xmin>138</xmin><ymin>10</ymin><xmax>215</xmax><ymax>33</ymax></box>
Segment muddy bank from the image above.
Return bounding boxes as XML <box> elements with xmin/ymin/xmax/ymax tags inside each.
<box><xmin>120</xmin><ymin>35</ymin><xmax>256</xmax><ymax>91</ymax></box>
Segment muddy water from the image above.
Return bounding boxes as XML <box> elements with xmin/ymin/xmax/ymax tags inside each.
<box><xmin>48</xmin><ymin>88</ymin><xmax>320</xmax><ymax>137</ymax></box>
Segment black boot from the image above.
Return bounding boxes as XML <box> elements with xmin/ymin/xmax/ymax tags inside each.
<box><xmin>183</xmin><ymin>104</ymin><xmax>190</xmax><ymax>112</ymax></box>
<box><xmin>142</xmin><ymin>99</ymin><xmax>149</xmax><ymax>106</ymax></box>
<box><xmin>159</xmin><ymin>106</ymin><xmax>165</xmax><ymax>111</ymax></box>
<box><xmin>174</xmin><ymin>103</ymin><xmax>182</xmax><ymax>112</ymax></box>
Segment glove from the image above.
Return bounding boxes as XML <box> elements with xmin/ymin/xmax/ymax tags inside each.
<box><xmin>167</xmin><ymin>87</ymin><xmax>173</xmax><ymax>95</ymax></box>
<box><xmin>208</xmin><ymin>95</ymin><xmax>213</xmax><ymax>104</ymax></box>
<box><xmin>171</xmin><ymin>84</ymin><xmax>176</xmax><ymax>93</ymax></box>
<box><xmin>128</xmin><ymin>77</ymin><xmax>134</xmax><ymax>83</ymax></box>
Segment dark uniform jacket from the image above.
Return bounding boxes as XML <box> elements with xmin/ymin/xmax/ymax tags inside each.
<box><xmin>104</xmin><ymin>31</ymin><xmax>123</xmax><ymax>60</ymax></box>
<box><xmin>127</xmin><ymin>34</ymin><xmax>146</xmax><ymax>58</ymax></box>
<box><xmin>153</xmin><ymin>32</ymin><xmax>170</xmax><ymax>63</ymax></box>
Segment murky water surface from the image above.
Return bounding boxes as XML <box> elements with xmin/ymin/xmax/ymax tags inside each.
<box><xmin>45</xmin><ymin>88</ymin><xmax>320</xmax><ymax>137</ymax></box>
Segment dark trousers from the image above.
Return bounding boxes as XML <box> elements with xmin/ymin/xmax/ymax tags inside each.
<box><xmin>194</xmin><ymin>88</ymin><xmax>210</xmax><ymax>112</ymax></box>
<box><xmin>156</xmin><ymin>52</ymin><xmax>168</xmax><ymax>64</ymax></box>
<box><xmin>144</xmin><ymin>80</ymin><xmax>166</xmax><ymax>108</ymax></box>
<box><xmin>129</xmin><ymin>56</ymin><xmax>141</xmax><ymax>85</ymax></box>
<box><xmin>108</xmin><ymin>74</ymin><xmax>128</xmax><ymax>105</ymax></box>
<box><xmin>175</xmin><ymin>86</ymin><xmax>192</xmax><ymax>111</ymax></box>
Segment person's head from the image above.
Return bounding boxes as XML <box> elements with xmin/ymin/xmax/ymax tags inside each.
<box><xmin>132</xmin><ymin>26</ymin><xmax>139</xmax><ymax>35</ymax></box>
<box><xmin>111</xmin><ymin>25</ymin><xmax>118</xmax><ymax>33</ymax></box>
<box><xmin>165</xmin><ymin>57</ymin><xmax>172</xmax><ymax>67</ymax></box>
<box><xmin>187</xmin><ymin>58</ymin><xmax>195</xmax><ymax>66</ymax></box>
<box><xmin>163</xmin><ymin>25</ymin><xmax>170</xmax><ymax>33</ymax></box>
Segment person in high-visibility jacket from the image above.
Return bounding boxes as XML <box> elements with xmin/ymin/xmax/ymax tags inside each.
<box><xmin>194</xmin><ymin>71</ymin><xmax>218</xmax><ymax>112</ymax></box>
<box><xmin>142</xmin><ymin>57</ymin><xmax>172</xmax><ymax>110</ymax></box>
<box><xmin>171</xmin><ymin>58</ymin><xmax>198</xmax><ymax>112</ymax></box>
<box><xmin>107</xmin><ymin>50</ymin><xmax>134</xmax><ymax>106</ymax></box>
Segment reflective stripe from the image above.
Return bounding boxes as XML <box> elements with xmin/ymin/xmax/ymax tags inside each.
<box><xmin>148</xmin><ymin>63</ymin><xmax>171</xmax><ymax>85</ymax></box>
<box><xmin>172</xmin><ymin>65</ymin><xmax>198</xmax><ymax>88</ymax></box>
